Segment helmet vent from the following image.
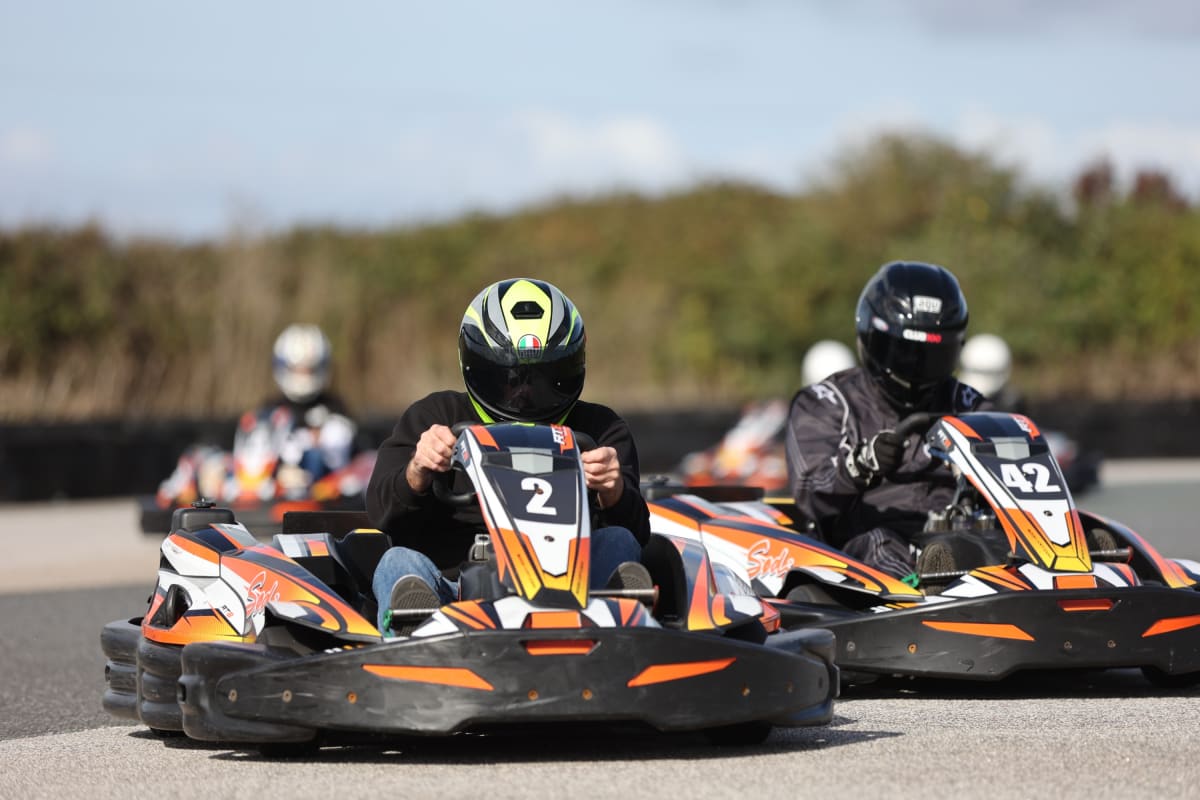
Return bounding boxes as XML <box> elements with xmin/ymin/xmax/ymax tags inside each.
<box><xmin>511</xmin><ymin>301</ymin><xmax>544</xmax><ymax>319</ymax></box>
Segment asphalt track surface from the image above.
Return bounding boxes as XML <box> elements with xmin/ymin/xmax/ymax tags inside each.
<box><xmin>3</xmin><ymin>463</ymin><xmax>1200</xmax><ymax>799</ymax></box>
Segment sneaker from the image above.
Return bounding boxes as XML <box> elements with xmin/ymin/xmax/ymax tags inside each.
<box><xmin>916</xmin><ymin>541</ymin><xmax>958</xmax><ymax>576</ymax></box>
<box><xmin>606</xmin><ymin>561</ymin><xmax>654</xmax><ymax>592</ymax></box>
<box><xmin>915</xmin><ymin>541</ymin><xmax>959</xmax><ymax>597</ymax></box>
<box><xmin>387</xmin><ymin>575</ymin><xmax>441</xmax><ymax>636</ymax></box>
<box><xmin>1087</xmin><ymin>528</ymin><xmax>1119</xmax><ymax>553</ymax></box>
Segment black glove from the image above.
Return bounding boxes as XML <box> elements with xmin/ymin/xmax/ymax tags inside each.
<box><xmin>845</xmin><ymin>429</ymin><xmax>905</xmax><ymax>485</ymax></box>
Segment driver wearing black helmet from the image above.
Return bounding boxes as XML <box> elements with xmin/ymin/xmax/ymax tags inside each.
<box><xmin>366</xmin><ymin>278</ymin><xmax>652</xmax><ymax>635</ymax></box>
<box><xmin>784</xmin><ymin>261</ymin><xmax>991</xmax><ymax>581</ymax></box>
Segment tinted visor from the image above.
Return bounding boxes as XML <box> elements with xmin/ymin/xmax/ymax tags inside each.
<box><xmin>463</xmin><ymin>355</ymin><xmax>585</xmax><ymax>423</ymax></box>
<box><xmin>862</xmin><ymin>327</ymin><xmax>963</xmax><ymax>388</ymax></box>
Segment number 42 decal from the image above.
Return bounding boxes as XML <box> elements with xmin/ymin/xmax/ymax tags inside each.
<box><xmin>1000</xmin><ymin>462</ymin><xmax>1061</xmax><ymax>493</ymax></box>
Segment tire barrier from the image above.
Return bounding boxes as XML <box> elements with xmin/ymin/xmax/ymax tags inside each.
<box><xmin>1</xmin><ymin>400</ymin><xmax>1197</xmax><ymax>501</ymax></box>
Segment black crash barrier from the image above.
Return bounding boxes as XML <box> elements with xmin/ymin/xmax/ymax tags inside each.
<box><xmin>1</xmin><ymin>399</ymin><xmax>1198</xmax><ymax>502</ymax></box>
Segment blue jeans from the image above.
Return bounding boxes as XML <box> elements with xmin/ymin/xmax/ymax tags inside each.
<box><xmin>372</xmin><ymin>526</ymin><xmax>641</xmax><ymax>631</ymax></box>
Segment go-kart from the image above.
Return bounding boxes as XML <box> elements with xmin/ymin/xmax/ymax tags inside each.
<box><xmin>676</xmin><ymin>400</ymin><xmax>791</xmax><ymax>492</ymax></box>
<box><xmin>676</xmin><ymin>399</ymin><xmax>1101</xmax><ymax>495</ymax></box>
<box><xmin>646</xmin><ymin>411</ymin><xmax>1200</xmax><ymax>685</ymax></box>
<box><xmin>103</xmin><ymin>423</ymin><xmax>837</xmax><ymax>750</ymax></box>
<box><xmin>138</xmin><ymin>405</ymin><xmax>376</xmax><ymax>535</ymax></box>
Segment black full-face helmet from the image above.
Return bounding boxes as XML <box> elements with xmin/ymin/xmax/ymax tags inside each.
<box><xmin>855</xmin><ymin>261</ymin><xmax>969</xmax><ymax>410</ymax></box>
<box><xmin>459</xmin><ymin>278</ymin><xmax>586</xmax><ymax>423</ymax></box>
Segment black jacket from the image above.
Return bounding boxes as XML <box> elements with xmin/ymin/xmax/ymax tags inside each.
<box><xmin>366</xmin><ymin>391</ymin><xmax>651</xmax><ymax>569</ymax></box>
<box><xmin>784</xmin><ymin>367</ymin><xmax>990</xmax><ymax>547</ymax></box>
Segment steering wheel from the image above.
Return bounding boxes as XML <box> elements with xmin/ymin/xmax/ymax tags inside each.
<box><xmin>894</xmin><ymin>411</ymin><xmax>938</xmax><ymax>441</ymax></box>
<box><xmin>429</xmin><ymin>423</ymin><xmax>598</xmax><ymax>506</ymax></box>
<box><xmin>429</xmin><ymin>423</ymin><xmax>479</xmax><ymax>506</ymax></box>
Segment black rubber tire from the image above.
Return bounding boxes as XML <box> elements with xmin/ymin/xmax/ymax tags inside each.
<box><xmin>101</xmin><ymin>618</ymin><xmax>142</xmax><ymax>721</ymax></box>
<box><xmin>703</xmin><ymin>720</ymin><xmax>773</xmax><ymax>746</ymax></box>
<box><xmin>1142</xmin><ymin>666</ymin><xmax>1200</xmax><ymax>689</ymax></box>
<box><xmin>785</xmin><ymin>583</ymin><xmax>837</xmax><ymax>606</ymax></box>
<box><xmin>137</xmin><ymin>635</ymin><xmax>185</xmax><ymax>733</ymax></box>
<box><xmin>148</xmin><ymin>727</ymin><xmax>187</xmax><ymax>738</ymax></box>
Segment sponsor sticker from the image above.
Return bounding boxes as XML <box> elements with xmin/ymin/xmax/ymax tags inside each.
<box><xmin>246</xmin><ymin>571</ymin><xmax>280</xmax><ymax>617</ymax></box>
<box><xmin>746</xmin><ymin>539</ymin><xmax>796</xmax><ymax>579</ymax></box>
<box><xmin>902</xmin><ymin>329</ymin><xmax>943</xmax><ymax>343</ymax></box>
<box><xmin>517</xmin><ymin>334</ymin><xmax>542</xmax><ymax>354</ymax></box>
<box><xmin>913</xmin><ymin>295</ymin><xmax>943</xmax><ymax>313</ymax></box>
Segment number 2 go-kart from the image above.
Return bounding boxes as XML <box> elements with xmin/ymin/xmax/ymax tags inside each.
<box><xmin>646</xmin><ymin>411</ymin><xmax>1200</xmax><ymax>686</ymax></box>
<box><xmin>102</xmin><ymin>423</ymin><xmax>837</xmax><ymax>751</ymax></box>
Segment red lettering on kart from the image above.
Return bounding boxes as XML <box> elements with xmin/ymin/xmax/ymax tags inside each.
<box><xmin>746</xmin><ymin>539</ymin><xmax>795</xmax><ymax>579</ymax></box>
<box><xmin>246</xmin><ymin>570</ymin><xmax>280</xmax><ymax>617</ymax></box>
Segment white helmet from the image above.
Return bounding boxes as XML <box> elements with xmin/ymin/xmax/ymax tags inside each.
<box><xmin>272</xmin><ymin>324</ymin><xmax>332</xmax><ymax>403</ymax></box>
<box><xmin>959</xmin><ymin>333</ymin><xmax>1011</xmax><ymax>397</ymax></box>
<box><xmin>801</xmin><ymin>339</ymin><xmax>856</xmax><ymax>386</ymax></box>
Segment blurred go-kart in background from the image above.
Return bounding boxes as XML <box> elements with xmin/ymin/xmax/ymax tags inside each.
<box><xmin>676</xmin><ymin>336</ymin><xmax>1103</xmax><ymax>496</ymax></box>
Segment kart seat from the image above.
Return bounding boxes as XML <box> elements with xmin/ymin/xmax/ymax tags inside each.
<box><xmin>641</xmin><ymin>534</ymin><xmax>689</xmax><ymax>627</ymax></box>
<box><xmin>170</xmin><ymin>505</ymin><xmax>236</xmax><ymax>534</ymax></box>
<box><xmin>457</xmin><ymin>560</ymin><xmax>507</xmax><ymax>602</ymax></box>
<box><xmin>335</xmin><ymin>529</ymin><xmax>392</xmax><ymax>596</ymax></box>
<box><xmin>281</xmin><ymin>510</ymin><xmax>371</xmax><ymax>538</ymax></box>
<box><xmin>277</xmin><ymin>511</ymin><xmax>390</xmax><ymax>620</ymax></box>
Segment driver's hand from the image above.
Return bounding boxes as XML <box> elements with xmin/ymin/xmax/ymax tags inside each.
<box><xmin>406</xmin><ymin>424</ymin><xmax>457</xmax><ymax>494</ymax></box>
<box><xmin>849</xmin><ymin>429</ymin><xmax>905</xmax><ymax>485</ymax></box>
<box><xmin>581</xmin><ymin>446</ymin><xmax>624</xmax><ymax>509</ymax></box>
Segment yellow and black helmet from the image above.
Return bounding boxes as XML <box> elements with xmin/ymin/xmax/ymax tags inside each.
<box><xmin>459</xmin><ymin>278</ymin><xmax>586</xmax><ymax>423</ymax></box>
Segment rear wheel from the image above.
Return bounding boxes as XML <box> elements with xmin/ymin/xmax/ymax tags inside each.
<box><xmin>1142</xmin><ymin>666</ymin><xmax>1200</xmax><ymax>689</ymax></box>
<box><xmin>784</xmin><ymin>583</ymin><xmax>837</xmax><ymax>606</ymax></box>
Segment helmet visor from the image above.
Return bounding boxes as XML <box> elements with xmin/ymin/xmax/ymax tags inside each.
<box><xmin>863</xmin><ymin>328</ymin><xmax>963</xmax><ymax>389</ymax></box>
<box><xmin>464</xmin><ymin>357</ymin><xmax>584</xmax><ymax>423</ymax></box>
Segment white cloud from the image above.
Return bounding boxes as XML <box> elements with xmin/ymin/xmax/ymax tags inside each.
<box><xmin>510</xmin><ymin>111</ymin><xmax>688</xmax><ymax>189</ymax></box>
<box><xmin>954</xmin><ymin>110</ymin><xmax>1200</xmax><ymax>195</ymax></box>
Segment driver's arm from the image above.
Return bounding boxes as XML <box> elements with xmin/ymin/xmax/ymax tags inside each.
<box><xmin>366</xmin><ymin>392</ymin><xmax>458</xmax><ymax>532</ymax></box>
<box><xmin>784</xmin><ymin>386</ymin><xmax>870</xmax><ymax>538</ymax></box>
<box><xmin>575</xmin><ymin>409</ymin><xmax>651</xmax><ymax>547</ymax></box>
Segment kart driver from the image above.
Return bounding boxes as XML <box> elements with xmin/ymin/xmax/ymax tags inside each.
<box><xmin>263</xmin><ymin>324</ymin><xmax>357</xmax><ymax>493</ymax></box>
<box><xmin>366</xmin><ymin>278</ymin><xmax>652</xmax><ymax>635</ymax></box>
<box><xmin>158</xmin><ymin>323</ymin><xmax>357</xmax><ymax>504</ymax></box>
<box><xmin>784</xmin><ymin>261</ymin><xmax>990</xmax><ymax>580</ymax></box>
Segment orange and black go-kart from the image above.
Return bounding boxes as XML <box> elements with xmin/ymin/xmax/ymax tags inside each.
<box><xmin>646</xmin><ymin>411</ymin><xmax>1200</xmax><ymax>687</ymax></box>
<box><xmin>138</xmin><ymin>406</ymin><xmax>377</xmax><ymax>536</ymax></box>
<box><xmin>102</xmin><ymin>422</ymin><xmax>837</xmax><ymax>753</ymax></box>
<box><xmin>675</xmin><ymin>400</ymin><xmax>1101</xmax><ymax>496</ymax></box>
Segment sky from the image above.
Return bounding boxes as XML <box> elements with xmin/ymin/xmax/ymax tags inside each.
<box><xmin>2</xmin><ymin>0</ymin><xmax>1199</xmax><ymax>239</ymax></box>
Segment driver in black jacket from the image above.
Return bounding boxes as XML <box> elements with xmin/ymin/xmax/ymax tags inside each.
<box><xmin>785</xmin><ymin>261</ymin><xmax>990</xmax><ymax>580</ymax></box>
<box><xmin>367</xmin><ymin>278</ymin><xmax>652</xmax><ymax>635</ymax></box>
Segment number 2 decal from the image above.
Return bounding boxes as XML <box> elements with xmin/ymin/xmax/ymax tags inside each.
<box><xmin>1000</xmin><ymin>462</ymin><xmax>1061</xmax><ymax>494</ymax></box>
<box><xmin>521</xmin><ymin>477</ymin><xmax>557</xmax><ymax>515</ymax></box>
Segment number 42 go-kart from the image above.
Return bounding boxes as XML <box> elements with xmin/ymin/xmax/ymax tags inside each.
<box><xmin>647</xmin><ymin>411</ymin><xmax>1200</xmax><ymax>687</ymax></box>
<box><xmin>102</xmin><ymin>423</ymin><xmax>838</xmax><ymax>752</ymax></box>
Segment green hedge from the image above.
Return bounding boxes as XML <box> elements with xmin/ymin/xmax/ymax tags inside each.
<box><xmin>2</xmin><ymin>133</ymin><xmax>1198</xmax><ymax>420</ymax></box>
